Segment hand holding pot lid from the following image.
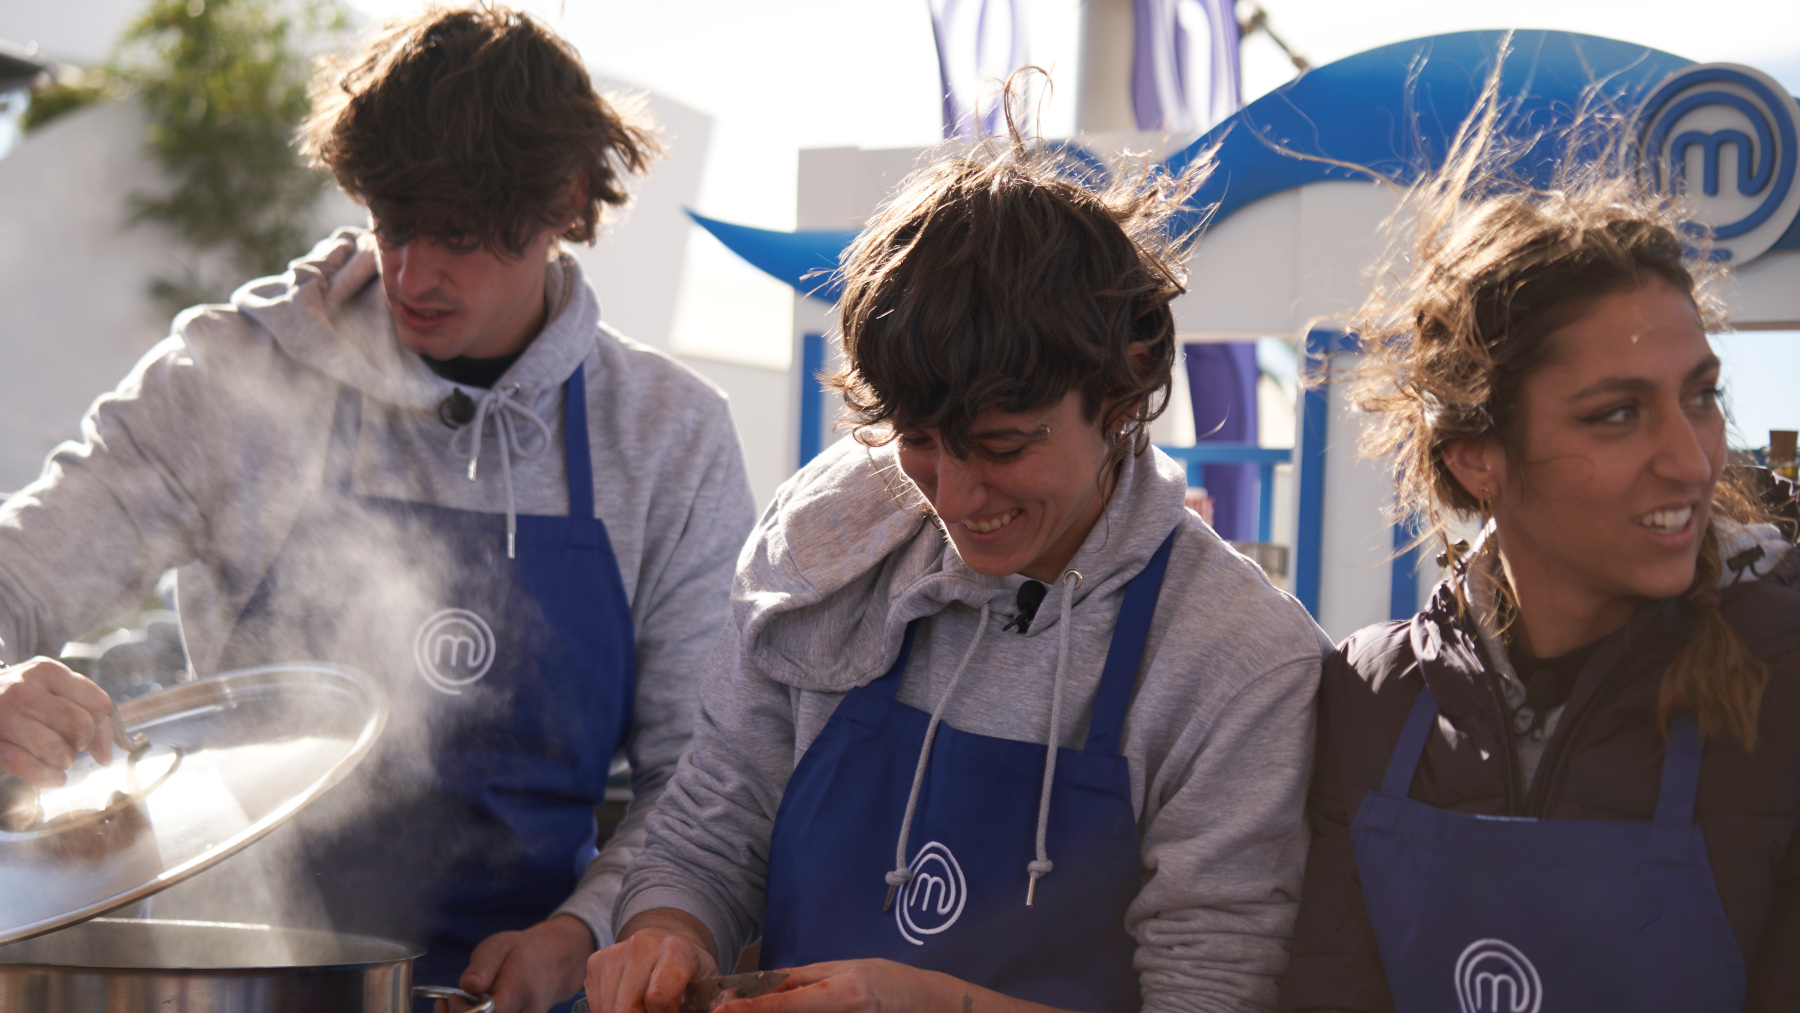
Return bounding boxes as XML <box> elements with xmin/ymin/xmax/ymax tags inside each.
<box><xmin>0</xmin><ymin>663</ymin><xmax>388</xmax><ymax>945</ymax></box>
<box><xmin>0</xmin><ymin>658</ymin><xmax>119</xmax><ymax>783</ymax></box>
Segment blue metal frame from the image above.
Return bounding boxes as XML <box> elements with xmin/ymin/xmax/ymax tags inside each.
<box><xmin>1154</xmin><ymin>443</ymin><xmax>1291</xmax><ymax>543</ymax></box>
<box><xmin>798</xmin><ymin>333</ymin><xmax>826</xmax><ymax>467</ymax></box>
<box><xmin>1294</xmin><ymin>330</ymin><xmax>1340</xmax><ymax>618</ymax></box>
<box><xmin>1389</xmin><ymin>517</ymin><xmax>1421</xmax><ymax>621</ymax></box>
<box><xmin>1294</xmin><ymin>330</ymin><xmax>1426</xmax><ymax>623</ymax></box>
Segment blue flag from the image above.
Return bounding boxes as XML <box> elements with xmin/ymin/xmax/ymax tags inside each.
<box><xmin>929</xmin><ymin>0</ymin><xmax>1026</xmax><ymax>140</ymax></box>
<box><xmin>1132</xmin><ymin>0</ymin><xmax>1241</xmax><ymax>133</ymax></box>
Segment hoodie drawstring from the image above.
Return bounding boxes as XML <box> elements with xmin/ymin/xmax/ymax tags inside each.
<box><xmin>884</xmin><ymin>602</ymin><xmax>990</xmax><ymax>913</ymax></box>
<box><xmin>448</xmin><ymin>383</ymin><xmax>553</xmax><ymax>559</ymax></box>
<box><xmin>1027</xmin><ymin>569</ymin><xmax>1081</xmax><ymax>906</ymax></box>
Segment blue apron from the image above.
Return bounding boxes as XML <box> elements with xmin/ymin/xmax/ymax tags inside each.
<box><xmin>218</xmin><ymin>367</ymin><xmax>634</xmax><ymax>1006</ymax></box>
<box><xmin>1352</xmin><ymin>685</ymin><xmax>1746</xmax><ymax>1012</ymax></box>
<box><xmin>759</xmin><ymin>530</ymin><xmax>1177</xmax><ymax>1012</ymax></box>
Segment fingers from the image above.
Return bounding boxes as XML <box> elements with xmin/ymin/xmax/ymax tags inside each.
<box><xmin>586</xmin><ymin>932</ymin><xmax>713</xmax><ymax>1013</ymax></box>
<box><xmin>461</xmin><ymin>930</ymin><xmax>518</xmax><ymax>998</ymax></box>
<box><xmin>588</xmin><ymin>936</ymin><xmax>658</xmax><ymax>1013</ymax></box>
<box><xmin>0</xmin><ymin>658</ymin><xmax>115</xmax><ymax>776</ymax></box>
<box><xmin>19</xmin><ymin>658</ymin><xmax>114</xmax><ymax>721</ymax></box>
<box><xmin>0</xmin><ymin>694</ymin><xmax>94</xmax><ymax>784</ymax></box>
<box><xmin>642</xmin><ymin>947</ymin><xmax>696</xmax><ymax>1013</ymax></box>
<box><xmin>722</xmin><ymin>980</ymin><xmax>839</xmax><ymax>1013</ymax></box>
<box><xmin>0</xmin><ymin>740</ymin><xmax>67</xmax><ymax>788</ymax></box>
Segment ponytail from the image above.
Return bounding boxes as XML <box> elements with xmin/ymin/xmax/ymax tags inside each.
<box><xmin>1658</xmin><ymin>519</ymin><xmax>1769</xmax><ymax>750</ymax></box>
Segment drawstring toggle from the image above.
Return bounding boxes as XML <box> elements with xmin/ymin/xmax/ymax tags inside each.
<box><xmin>1026</xmin><ymin>860</ymin><xmax>1054</xmax><ymax>906</ymax></box>
<box><xmin>883</xmin><ymin>868</ymin><xmax>913</xmax><ymax>912</ymax></box>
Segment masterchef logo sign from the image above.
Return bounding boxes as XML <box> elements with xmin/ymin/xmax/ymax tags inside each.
<box><xmin>1640</xmin><ymin>63</ymin><xmax>1800</xmax><ymax>264</ymax></box>
<box><xmin>413</xmin><ymin>608</ymin><xmax>496</xmax><ymax>695</ymax></box>
<box><xmin>1455</xmin><ymin>938</ymin><xmax>1542</xmax><ymax>1013</ymax></box>
<box><xmin>895</xmin><ymin>841</ymin><xmax>967</xmax><ymax>945</ymax></box>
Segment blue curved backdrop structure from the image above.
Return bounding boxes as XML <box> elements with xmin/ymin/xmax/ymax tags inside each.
<box><xmin>685</xmin><ymin>210</ymin><xmax>859</xmax><ymax>304</ymax></box>
<box><xmin>691</xmin><ymin>29</ymin><xmax>1800</xmax><ymax>623</ymax></box>
<box><xmin>1166</xmin><ymin>30</ymin><xmax>1690</xmax><ymax>233</ymax></box>
<box><xmin>690</xmin><ymin>30</ymin><xmax>1800</xmax><ymax>302</ymax></box>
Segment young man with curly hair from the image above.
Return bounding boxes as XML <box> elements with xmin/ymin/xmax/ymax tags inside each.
<box><xmin>0</xmin><ymin>8</ymin><xmax>753</xmax><ymax>1011</ymax></box>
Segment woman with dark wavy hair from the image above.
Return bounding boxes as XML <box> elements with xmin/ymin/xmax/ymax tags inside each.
<box><xmin>585</xmin><ymin>119</ymin><xmax>1331</xmax><ymax>1011</ymax></box>
<box><xmin>1278</xmin><ymin>90</ymin><xmax>1800</xmax><ymax>1012</ymax></box>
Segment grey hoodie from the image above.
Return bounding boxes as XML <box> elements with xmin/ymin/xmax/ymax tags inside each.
<box><xmin>0</xmin><ymin>228</ymin><xmax>756</xmax><ymax>943</ymax></box>
<box><xmin>617</xmin><ymin>436</ymin><xmax>1331</xmax><ymax>1011</ymax></box>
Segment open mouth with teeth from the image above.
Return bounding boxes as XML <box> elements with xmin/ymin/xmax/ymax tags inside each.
<box><xmin>1635</xmin><ymin>505</ymin><xmax>1694</xmax><ymax>534</ymax></box>
<box><xmin>961</xmin><ymin>507</ymin><xmax>1022</xmax><ymax>534</ymax></box>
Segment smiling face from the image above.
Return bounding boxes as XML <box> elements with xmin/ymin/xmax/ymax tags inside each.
<box><xmin>1443</xmin><ymin>278</ymin><xmax>1726</xmax><ymax>651</ymax></box>
<box><xmin>896</xmin><ymin>392</ymin><xmax>1116</xmax><ymax>581</ymax></box>
<box><xmin>375</xmin><ymin>224</ymin><xmax>560</xmax><ymax>361</ymax></box>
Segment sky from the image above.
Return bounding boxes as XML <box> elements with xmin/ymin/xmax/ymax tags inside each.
<box><xmin>5</xmin><ymin>0</ymin><xmax>1798</xmax><ymax>441</ymax></box>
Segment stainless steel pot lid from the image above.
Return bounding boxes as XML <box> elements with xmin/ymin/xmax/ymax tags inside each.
<box><xmin>0</xmin><ymin>664</ymin><xmax>387</xmax><ymax>944</ymax></box>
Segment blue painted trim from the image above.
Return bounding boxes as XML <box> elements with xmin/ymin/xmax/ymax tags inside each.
<box><xmin>1257</xmin><ymin>463</ymin><xmax>1276</xmax><ymax>544</ymax></box>
<box><xmin>1389</xmin><ymin>519</ymin><xmax>1421</xmax><ymax>621</ymax></box>
<box><xmin>799</xmin><ymin>333</ymin><xmax>826</xmax><ymax>466</ymax></box>
<box><xmin>1294</xmin><ymin>330</ymin><xmax>1345</xmax><ymax>618</ymax></box>
<box><xmin>1157</xmin><ymin>445</ymin><xmax>1292</xmax><ymax>544</ymax></box>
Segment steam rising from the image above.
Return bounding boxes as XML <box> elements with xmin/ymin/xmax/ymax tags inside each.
<box><xmin>56</xmin><ymin>375</ymin><xmax>556</xmax><ymax>950</ymax></box>
<box><xmin>151</xmin><ymin>500</ymin><xmax>545</xmax><ymax>945</ymax></box>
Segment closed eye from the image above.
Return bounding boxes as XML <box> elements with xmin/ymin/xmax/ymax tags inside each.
<box><xmin>977</xmin><ymin>444</ymin><xmax>1028</xmax><ymax>463</ymax></box>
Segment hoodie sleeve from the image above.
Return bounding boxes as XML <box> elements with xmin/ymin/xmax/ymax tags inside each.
<box><xmin>0</xmin><ymin>320</ymin><xmax>330</xmax><ymax>665</ymax></box>
<box><xmin>1131</xmin><ymin>652</ymin><xmax>1321</xmax><ymax>1013</ymax></box>
<box><xmin>610</xmin><ymin>609</ymin><xmax>805</xmax><ymax>970</ymax></box>
<box><xmin>554</xmin><ymin>395</ymin><xmax>758</xmax><ymax>948</ymax></box>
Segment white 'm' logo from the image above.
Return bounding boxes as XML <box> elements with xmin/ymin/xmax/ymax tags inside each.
<box><xmin>894</xmin><ymin>841</ymin><xmax>967</xmax><ymax>945</ymax></box>
<box><xmin>1455</xmin><ymin>938</ymin><xmax>1542</xmax><ymax>1013</ymax></box>
<box><xmin>413</xmin><ymin>608</ymin><xmax>496</xmax><ymax>695</ymax></box>
<box><xmin>1641</xmin><ymin>63</ymin><xmax>1800</xmax><ymax>264</ymax></box>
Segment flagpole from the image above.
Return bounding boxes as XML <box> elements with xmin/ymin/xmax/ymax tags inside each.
<box><xmin>1076</xmin><ymin>0</ymin><xmax>1135</xmax><ymax>131</ymax></box>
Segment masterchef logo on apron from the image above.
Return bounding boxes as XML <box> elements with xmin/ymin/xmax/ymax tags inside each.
<box><xmin>1455</xmin><ymin>938</ymin><xmax>1542</xmax><ymax>1013</ymax></box>
<box><xmin>895</xmin><ymin>841</ymin><xmax>967</xmax><ymax>945</ymax></box>
<box><xmin>413</xmin><ymin>608</ymin><xmax>497</xmax><ymax>695</ymax></box>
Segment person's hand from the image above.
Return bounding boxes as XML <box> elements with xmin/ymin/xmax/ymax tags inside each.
<box><xmin>583</xmin><ymin>908</ymin><xmax>719</xmax><ymax>1013</ymax></box>
<box><xmin>721</xmin><ymin>960</ymin><xmax>955</xmax><ymax>1013</ymax></box>
<box><xmin>0</xmin><ymin>657</ymin><xmax>115</xmax><ymax>785</ymax></box>
<box><xmin>454</xmin><ymin>914</ymin><xmax>596</xmax><ymax>1013</ymax></box>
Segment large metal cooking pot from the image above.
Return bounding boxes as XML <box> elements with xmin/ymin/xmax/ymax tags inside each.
<box><xmin>0</xmin><ymin>918</ymin><xmax>492</xmax><ymax>1011</ymax></box>
<box><xmin>0</xmin><ymin>665</ymin><xmax>493</xmax><ymax>1011</ymax></box>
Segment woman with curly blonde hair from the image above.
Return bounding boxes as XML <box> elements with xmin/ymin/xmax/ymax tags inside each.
<box><xmin>1279</xmin><ymin>86</ymin><xmax>1800</xmax><ymax>1012</ymax></box>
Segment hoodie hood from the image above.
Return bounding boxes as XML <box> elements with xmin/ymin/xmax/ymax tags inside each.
<box><xmin>733</xmin><ymin>436</ymin><xmax>1190</xmax><ymax>692</ymax></box>
<box><xmin>228</xmin><ymin>227</ymin><xmax>598</xmax><ymax>410</ymax></box>
<box><xmin>227</xmin><ymin>227</ymin><xmax>605</xmax><ymax>557</ymax></box>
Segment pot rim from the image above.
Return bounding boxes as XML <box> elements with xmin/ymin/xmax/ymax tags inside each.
<box><xmin>0</xmin><ymin>918</ymin><xmax>427</xmax><ymax>972</ymax></box>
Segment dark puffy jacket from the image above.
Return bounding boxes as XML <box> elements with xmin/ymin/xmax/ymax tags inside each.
<box><xmin>1278</xmin><ymin>564</ymin><xmax>1800</xmax><ymax>1012</ymax></box>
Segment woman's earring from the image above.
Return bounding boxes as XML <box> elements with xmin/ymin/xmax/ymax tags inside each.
<box><xmin>1477</xmin><ymin>485</ymin><xmax>1492</xmax><ymax>514</ymax></box>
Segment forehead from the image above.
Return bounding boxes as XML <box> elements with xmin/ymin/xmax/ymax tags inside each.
<box><xmin>1535</xmin><ymin>280</ymin><xmax>1711</xmax><ymax>386</ymax></box>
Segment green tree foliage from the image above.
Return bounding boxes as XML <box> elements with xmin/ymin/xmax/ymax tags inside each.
<box><xmin>20</xmin><ymin>78</ymin><xmax>108</xmax><ymax>133</ymax></box>
<box><xmin>113</xmin><ymin>0</ymin><xmax>345</xmax><ymax>314</ymax></box>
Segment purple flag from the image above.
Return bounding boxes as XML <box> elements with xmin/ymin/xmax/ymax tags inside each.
<box><xmin>1132</xmin><ymin>0</ymin><xmax>1241</xmax><ymax>133</ymax></box>
<box><xmin>929</xmin><ymin>0</ymin><xmax>1026</xmax><ymax>140</ymax></box>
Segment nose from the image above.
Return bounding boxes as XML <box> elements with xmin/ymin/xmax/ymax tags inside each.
<box><xmin>388</xmin><ymin>241</ymin><xmax>448</xmax><ymax>301</ymax></box>
<box><xmin>1652</xmin><ymin>407</ymin><xmax>1719</xmax><ymax>488</ymax></box>
<box><xmin>931</xmin><ymin>451</ymin><xmax>988</xmax><ymax>523</ymax></box>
